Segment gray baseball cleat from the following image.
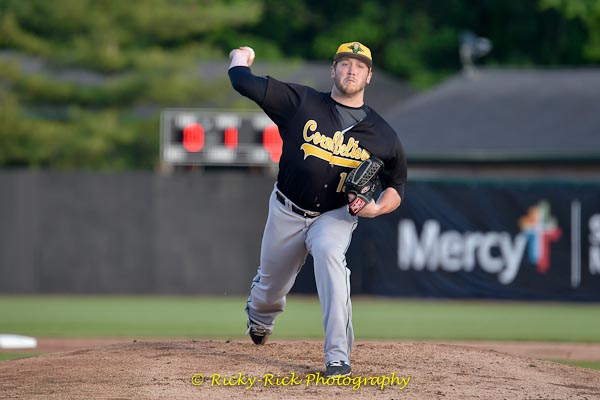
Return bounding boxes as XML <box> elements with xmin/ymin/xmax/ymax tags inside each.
<box><xmin>246</xmin><ymin>320</ymin><xmax>269</xmax><ymax>345</ymax></box>
<box><xmin>325</xmin><ymin>360</ymin><xmax>351</xmax><ymax>377</ymax></box>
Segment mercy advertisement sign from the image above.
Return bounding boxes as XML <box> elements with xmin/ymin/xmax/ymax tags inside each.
<box><xmin>347</xmin><ymin>180</ymin><xmax>600</xmax><ymax>300</ymax></box>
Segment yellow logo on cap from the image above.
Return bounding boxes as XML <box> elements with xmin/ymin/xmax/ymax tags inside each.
<box><xmin>348</xmin><ymin>43</ymin><xmax>364</xmax><ymax>54</ymax></box>
<box><xmin>334</xmin><ymin>41</ymin><xmax>372</xmax><ymax>67</ymax></box>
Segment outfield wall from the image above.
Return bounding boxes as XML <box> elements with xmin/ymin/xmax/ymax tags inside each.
<box><xmin>0</xmin><ymin>170</ymin><xmax>272</xmax><ymax>294</ymax></box>
<box><xmin>1</xmin><ymin>170</ymin><xmax>599</xmax><ymax>300</ymax></box>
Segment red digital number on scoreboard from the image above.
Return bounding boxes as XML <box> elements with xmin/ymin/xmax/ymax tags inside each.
<box><xmin>183</xmin><ymin>123</ymin><xmax>204</xmax><ymax>152</ymax></box>
<box><xmin>224</xmin><ymin>127</ymin><xmax>239</xmax><ymax>149</ymax></box>
<box><xmin>263</xmin><ymin>124</ymin><xmax>282</xmax><ymax>162</ymax></box>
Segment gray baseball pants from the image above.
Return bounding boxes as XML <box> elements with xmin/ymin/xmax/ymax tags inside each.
<box><xmin>246</xmin><ymin>185</ymin><xmax>358</xmax><ymax>364</ymax></box>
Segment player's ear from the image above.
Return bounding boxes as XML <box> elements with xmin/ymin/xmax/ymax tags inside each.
<box><xmin>366</xmin><ymin>69</ymin><xmax>372</xmax><ymax>84</ymax></box>
<box><xmin>331</xmin><ymin>63</ymin><xmax>336</xmax><ymax>79</ymax></box>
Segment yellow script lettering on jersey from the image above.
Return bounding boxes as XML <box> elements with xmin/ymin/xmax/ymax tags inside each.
<box><xmin>301</xmin><ymin>120</ymin><xmax>370</xmax><ymax>168</ymax></box>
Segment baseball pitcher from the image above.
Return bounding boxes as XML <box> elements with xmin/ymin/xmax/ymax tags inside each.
<box><xmin>228</xmin><ymin>41</ymin><xmax>407</xmax><ymax>377</ymax></box>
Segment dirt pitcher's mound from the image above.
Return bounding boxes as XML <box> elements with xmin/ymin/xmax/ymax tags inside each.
<box><xmin>1</xmin><ymin>340</ymin><xmax>599</xmax><ymax>399</ymax></box>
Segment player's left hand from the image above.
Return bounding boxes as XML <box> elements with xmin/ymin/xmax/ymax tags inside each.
<box><xmin>354</xmin><ymin>199</ymin><xmax>382</xmax><ymax>218</ymax></box>
<box><xmin>353</xmin><ymin>187</ymin><xmax>402</xmax><ymax>218</ymax></box>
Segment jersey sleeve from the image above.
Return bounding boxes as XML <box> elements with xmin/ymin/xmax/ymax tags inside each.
<box><xmin>361</xmin><ymin>112</ymin><xmax>408</xmax><ymax>200</ymax></box>
<box><xmin>381</xmin><ymin>138</ymin><xmax>407</xmax><ymax>199</ymax></box>
<box><xmin>228</xmin><ymin>66</ymin><xmax>268</xmax><ymax>104</ymax></box>
<box><xmin>259</xmin><ymin>77</ymin><xmax>307</xmax><ymax>132</ymax></box>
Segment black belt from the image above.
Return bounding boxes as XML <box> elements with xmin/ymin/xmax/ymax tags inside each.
<box><xmin>276</xmin><ymin>191</ymin><xmax>320</xmax><ymax>218</ymax></box>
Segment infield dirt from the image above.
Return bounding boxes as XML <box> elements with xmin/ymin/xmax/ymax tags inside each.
<box><xmin>1</xmin><ymin>340</ymin><xmax>600</xmax><ymax>399</ymax></box>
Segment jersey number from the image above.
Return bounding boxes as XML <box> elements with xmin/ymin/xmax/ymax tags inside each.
<box><xmin>336</xmin><ymin>172</ymin><xmax>348</xmax><ymax>193</ymax></box>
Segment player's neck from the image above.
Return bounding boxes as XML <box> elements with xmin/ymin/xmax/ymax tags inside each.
<box><xmin>330</xmin><ymin>87</ymin><xmax>365</xmax><ymax>108</ymax></box>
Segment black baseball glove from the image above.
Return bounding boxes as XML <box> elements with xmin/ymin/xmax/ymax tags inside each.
<box><xmin>343</xmin><ymin>156</ymin><xmax>384</xmax><ymax>215</ymax></box>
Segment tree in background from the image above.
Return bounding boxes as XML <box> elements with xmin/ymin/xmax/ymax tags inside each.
<box><xmin>541</xmin><ymin>0</ymin><xmax>600</xmax><ymax>61</ymax></box>
<box><xmin>254</xmin><ymin>0</ymin><xmax>590</xmax><ymax>87</ymax></box>
<box><xmin>0</xmin><ymin>0</ymin><xmax>595</xmax><ymax>169</ymax></box>
<box><xmin>0</xmin><ymin>0</ymin><xmax>268</xmax><ymax>169</ymax></box>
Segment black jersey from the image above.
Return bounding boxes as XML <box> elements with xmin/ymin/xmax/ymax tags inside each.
<box><xmin>229</xmin><ymin>66</ymin><xmax>407</xmax><ymax>213</ymax></box>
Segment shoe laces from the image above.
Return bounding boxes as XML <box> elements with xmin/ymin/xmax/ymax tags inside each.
<box><xmin>328</xmin><ymin>360</ymin><xmax>344</xmax><ymax>367</ymax></box>
<box><xmin>247</xmin><ymin>322</ymin><xmax>267</xmax><ymax>336</ymax></box>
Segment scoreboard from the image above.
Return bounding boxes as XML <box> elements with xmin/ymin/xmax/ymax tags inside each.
<box><xmin>160</xmin><ymin>109</ymin><xmax>282</xmax><ymax>168</ymax></box>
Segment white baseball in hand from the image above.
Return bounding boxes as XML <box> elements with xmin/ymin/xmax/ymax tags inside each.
<box><xmin>240</xmin><ymin>46</ymin><xmax>255</xmax><ymax>65</ymax></box>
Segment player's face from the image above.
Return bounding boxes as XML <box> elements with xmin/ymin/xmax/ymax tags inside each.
<box><xmin>331</xmin><ymin>58</ymin><xmax>372</xmax><ymax>96</ymax></box>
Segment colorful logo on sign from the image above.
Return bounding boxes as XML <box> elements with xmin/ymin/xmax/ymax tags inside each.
<box><xmin>518</xmin><ymin>201</ymin><xmax>562</xmax><ymax>273</ymax></box>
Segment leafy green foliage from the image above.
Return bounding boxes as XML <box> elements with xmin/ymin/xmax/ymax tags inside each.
<box><xmin>541</xmin><ymin>0</ymin><xmax>600</xmax><ymax>61</ymax></box>
<box><xmin>0</xmin><ymin>0</ymin><xmax>263</xmax><ymax>169</ymax></box>
<box><xmin>0</xmin><ymin>0</ymin><xmax>264</xmax><ymax>70</ymax></box>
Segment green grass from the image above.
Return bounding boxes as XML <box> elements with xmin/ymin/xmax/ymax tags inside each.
<box><xmin>0</xmin><ymin>353</ymin><xmax>40</xmax><ymax>362</ymax></box>
<box><xmin>0</xmin><ymin>295</ymin><xmax>246</xmax><ymax>338</ymax></box>
<box><xmin>349</xmin><ymin>298</ymin><xmax>600</xmax><ymax>342</ymax></box>
<box><xmin>0</xmin><ymin>295</ymin><xmax>599</xmax><ymax>342</ymax></box>
<box><xmin>551</xmin><ymin>360</ymin><xmax>600</xmax><ymax>371</ymax></box>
